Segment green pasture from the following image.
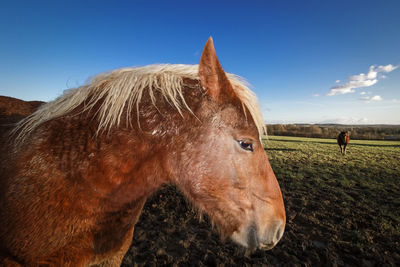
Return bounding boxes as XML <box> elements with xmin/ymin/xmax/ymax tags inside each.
<box><xmin>263</xmin><ymin>135</ymin><xmax>400</xmax><ymax>191</ymax></box>
<box><xmin>262</xmin><ymin>135</ymin><xmax>400</xmax><ymax>262</ymax></box>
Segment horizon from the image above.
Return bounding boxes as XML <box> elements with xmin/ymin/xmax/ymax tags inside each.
<box><xmin>1</xmin><ymin>0</ymin><xmax>399</xmax><ymax>124</ymax></box>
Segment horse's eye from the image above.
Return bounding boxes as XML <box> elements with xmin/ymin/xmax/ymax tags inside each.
<box><xmin>238</xmin><ymin>140</ymin><xmax>254</xmax><ymax>152</ymax></box>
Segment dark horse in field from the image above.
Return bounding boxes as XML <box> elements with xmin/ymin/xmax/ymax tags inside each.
<box><xmin>0</xmin><ymin>38</ymin><xmax>285</xmax><ymax>266</ymax></box>
<box><xmin>337</xmin><ymin>131</ymin><xmax>350</xmax><ymax>155</ymax></box>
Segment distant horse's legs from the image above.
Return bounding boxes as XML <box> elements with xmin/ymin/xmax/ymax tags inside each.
<box><xmin>343</xmin><ymin>144</ymin><xmax>347</xmax><ymax>155</ymax></box>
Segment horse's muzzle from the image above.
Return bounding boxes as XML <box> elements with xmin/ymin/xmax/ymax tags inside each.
<box><xmin>247</xmin><ymin>221</ymin><xmax>285</xmax><ymax>251</ymax></box>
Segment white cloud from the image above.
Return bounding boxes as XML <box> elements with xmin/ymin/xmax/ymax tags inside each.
<box><xmin>360</xmin><ymin>91</ymin><xmax>366</xmax><ymax>95</ymax></box>
<box><xmin>327</xmin><ymin>79</ymin><xmax>377</xmax><ymax>96</ymax></box>
<box><xmin>349</xmin><ymin>73</ymin><xmax>366</xmax><ymax>81</ymax></box>
<box><xmin>335</xmin><ymin>80</ymin><xmax>340</xmax><ymax>83</ymax></box>
<box><xmin>360</xmin><ymin>95</ymin><xmax>383</xmax><ymax>102</ymax></box>
<box><xmin>376</xmin><ymin>64</ymin><xmax>398</xmax><ymax>72</ymax></box>
<box><xmin>312</xmin><ymin>94</ymin><xmax>320</xmax><ymax>97</ymax></box>
<box><xmin>371</xmin><ymin>95</ymin><xmax>383</xmax><ymax>101</ymax></box>
<box><xmin>328</xmin><ymin>85</ymin><xmax>355</xmax><ymax>96</ymax></box>
<box><xmin>328</xmin><ymin>64</ymin><xmax>398</xmax><ymax>96</ymax></box>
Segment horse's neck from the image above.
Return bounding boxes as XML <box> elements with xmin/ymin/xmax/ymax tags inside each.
<box><xmin>25</xmin><ymin>117</ymin><xmax>170</xmax><ymax>210</ymax></box>
<box><xmin>81</xmin><ymin>132</ymin><xmax>169</xmax><ymax>207</ymax></box>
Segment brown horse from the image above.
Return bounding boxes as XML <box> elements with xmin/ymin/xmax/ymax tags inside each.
<box><xmin>0</xmin><ymin>38</ymin><xmax>285</xmax><ymax>266</ymax></box>
<box><xmin>337</xmin><ymin>131</ymin><xmax>350</xmax><ymax>155</ymax></box>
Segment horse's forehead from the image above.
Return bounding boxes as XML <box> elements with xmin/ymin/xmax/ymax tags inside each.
<box><xmin>210</xmin><ymin>106</ymin><xmax>256</xmax><ymax>133</ymax></box>
<box><xmin>216</xmin><ymin>106</ymin><xmax>240</xmax><ymax>122</ymax></box>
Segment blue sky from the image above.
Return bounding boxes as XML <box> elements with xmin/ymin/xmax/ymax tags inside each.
<box><xmin>1</xmin><ymin>0</ymin><xmax>399</xmax><ymax>124</ymax></box>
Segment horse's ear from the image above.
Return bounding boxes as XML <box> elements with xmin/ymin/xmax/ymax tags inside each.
<box><xmin>198</xmin><ymin>37</ymin><xmax>236</xmax><ymax>102</ymax></box>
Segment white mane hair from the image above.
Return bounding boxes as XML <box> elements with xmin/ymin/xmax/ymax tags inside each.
<box><xmin>14</xmin><ymin>64</ymin><xmax>266</xmax><ymax>140</ymax></box>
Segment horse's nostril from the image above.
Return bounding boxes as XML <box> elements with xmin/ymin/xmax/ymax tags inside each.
<box><xmin>257</xmin><ymin>222</ymin><xmax>285</xmax><ymax>250</ymax></box>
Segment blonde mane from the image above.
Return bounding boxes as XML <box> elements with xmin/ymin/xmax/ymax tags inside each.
<box><xmin>14</xmin><ymin>64</ymin><xmax>265</xmax><ymax>140</ymax></box>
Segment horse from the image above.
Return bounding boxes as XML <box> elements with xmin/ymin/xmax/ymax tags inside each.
<box><xmin>0</xmin><ymin>37</ymin><xmax>285</xmax><ymax>266</ymax></box>
<box><xmin>337</xmin><ymin>131</ymin><xmax>350</xmax><ymax>155</ymax></box>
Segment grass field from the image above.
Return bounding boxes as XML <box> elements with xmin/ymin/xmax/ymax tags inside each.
<box><xmin>263</xmin><ymin>135</ymin><xmax>400</xmax><ymax>265</ymax></box>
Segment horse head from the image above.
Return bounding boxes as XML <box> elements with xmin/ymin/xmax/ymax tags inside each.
<box><xmin>169</xmin><ymin>38</ymin><xmax>285</xmax><ymax>251</ymax></box>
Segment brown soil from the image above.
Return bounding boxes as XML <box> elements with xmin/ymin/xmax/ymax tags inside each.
<box><xmin>121</xmin><ymin>184</ymin><xmax>399</xmax><ymax>266</ymax></box>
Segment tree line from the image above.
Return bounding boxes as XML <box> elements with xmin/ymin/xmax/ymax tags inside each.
<box><xmin>266</xmin><ymin>124</ymin><xmax>400</xmax><ymax>140</ymax></box>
